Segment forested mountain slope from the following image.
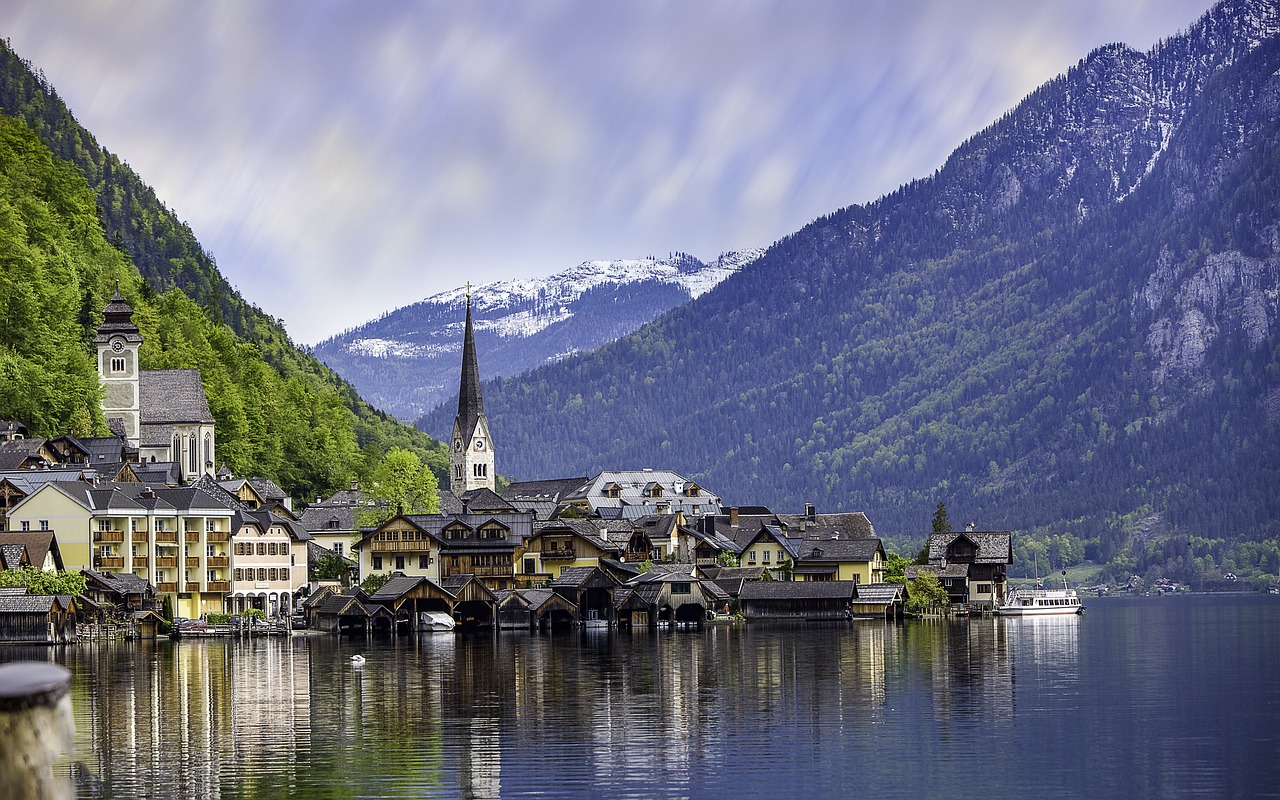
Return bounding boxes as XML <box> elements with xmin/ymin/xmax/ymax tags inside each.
<box><xmin>0</xmin><ymin>40</ymin><xmax>447</xmax><ymax>500</ymax></box>
<box><xmin>420</xmin><ymin>0</ymin><xmax>1280</xmax><ymax>574</ymax></box>
<box><xmin>316</xmin><ymin>249</ymin><xmax>762</xmax><ymax>420</ymax></box>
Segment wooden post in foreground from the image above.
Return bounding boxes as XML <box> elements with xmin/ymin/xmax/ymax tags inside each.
<box><xmin>0</xmin><ymin>662</ymin><xmax>74</xmax><ymax>800</ymax></box>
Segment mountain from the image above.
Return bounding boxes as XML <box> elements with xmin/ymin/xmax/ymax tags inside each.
<box><xmin>0</xmin><ymin>39</ymin><xmax>448</xmax><ymax>500</ymax></box>
<box><xmin>315</xmin><ymin>250</ymin><xmax>762</xmax><ymax>420</ymax></box>
<box><xmin>419</xmin><ymin>0</ymin><xmax>1280</xmax><ymax>572</ymax></box>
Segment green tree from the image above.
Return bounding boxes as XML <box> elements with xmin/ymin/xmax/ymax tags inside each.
<box><xmin>313</xmin><ymin>551</ymin><xmax>349</xmax><ymax>582</ymax></box>
<box><xmin>931</xmin><ymin>501</ymin><xmax>951</xmax><ymax>534</ymax></box>
<box><xmin>716</xmin><ymin>551</ymin><xmax>740</xmax><ymax>567</ymax></box>
<box><xmin>883</xmin><ymin>552</ymin><xmax>912</xmax><ymax>584</ymax></box>
<box><xmin>360</xmin><ymin>572</ymin><xmax>392</xmax><ymax>594</ymax></box>
<box><xmin>358</xmin><ymin>447</ymin><xmax>439</xmax><ymax>527</ymax></box>
<box><xmin>0</xmin><ymin>567</ymin><xmax>86</xmax><ymax>596</ymax></box>
<box><xmin>906</xmin><ymin>569</ymin><xmax>950</xmax><ymax>613</ymax></box>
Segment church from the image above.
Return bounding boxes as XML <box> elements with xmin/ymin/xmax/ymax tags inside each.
<box><xmin>95</xmin><ymin>289</ymin><xmax>217</xmax><ymax>482</ymax></box>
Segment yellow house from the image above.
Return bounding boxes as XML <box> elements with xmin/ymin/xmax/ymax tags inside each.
<box><xmin>7</xmin><ymin>480</ymin><xmax>235</xmax><ymax>618</ymax></box>
<box><xmin>516</xmin><ymin>518</ymin><xmax>644</xmax><ymax>587</ymax></box>
<box><xmin>739</xmin><ymin>523</ymin><xmax>886</xmax><ymax>583</ymax></box>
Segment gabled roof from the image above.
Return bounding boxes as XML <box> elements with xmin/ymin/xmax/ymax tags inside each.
<box><xmin>926</xmin><ymin>531</ymin><xmax>1013</xmax><ymax>564</ymax></box>
<box><xmin>82</xmin><ymin>570</ymin><xmax>154</xmax><ymax>597</ymax></box>
<box><xmin>532</xmin><ymin>518</ymin><xmax>626</xmax><ymax>555</ymax></box>
<box><xmin>140</xmin><ymin>369</ymin><xmax>214</xmax><ymax>424</ymax></box>
<box><xmin>315</xmin><ymin>594</ymin><xmax>371</xmax><ymax>617</ymax></box>
<box><xmin>502</xmin><ymin>477</ymin><xmax>589</xmax><ymax>502</ymax></box>
<box><xmin>742</xmin><ymin>525</ymin><xmax>803</xmax><ymax>561</ymax></box>
<box><xmin>551</xmin><ymin>566</ymin><xmax>620</xmax><ymax>590</ymax></box>
<box><xmin>906</xmin><ymin>563</ymin><xmax>970</xmax><ymax>580</ymax></box>
<box><xmin>0</xmin><ymin>543</ymin><xmax>29</xmax><ymax>570</ymax></box>
<box><xmin>0</xmin><ymin>532</ymin><xmax>61</xmax><ymax>571</ymax></box>
<box><xmin>793</xmin><ymin>537</ymin><xmax>884</xmax><ymax>564</ymax></box>
<box><xmin>854</xmin><ymin>583</ymin><xmax>905</xmax><ymax>604</ymax></box>
<box><xmin>777</xmin><ymin>511</ymin><xmax>876</xmax><ymax>539</ymax></box>
<box><xmin>458</xmin><ymin>487</ymin><xmax>516</xmax><ymax>513</ymax></box>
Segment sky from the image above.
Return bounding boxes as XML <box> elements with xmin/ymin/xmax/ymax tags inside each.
<box><xmin>3</xmin><ymin>0</ymin><xmax>1214</xmax><ymax>345</ymax></box>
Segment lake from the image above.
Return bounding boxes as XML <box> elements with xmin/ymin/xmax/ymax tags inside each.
<box><xmin>3</xmin><ymin>594</ymin><xmax>1278</xmax><ymax>799</ymax></box>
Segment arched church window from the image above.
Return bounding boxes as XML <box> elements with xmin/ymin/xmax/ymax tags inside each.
<box><xmin>173</xmin><ymin>435</ymin><xmax>182</xmax><ymax>467</ymax></box>
<box><xmin>204</xmin><ymin>432</ymin><xmax>212</xmax><ymax>467</ymax></box>
<box><xmin>189</xmin><ymin>433</ymin><xmax>198</xmax><ymax>474</ymax></box>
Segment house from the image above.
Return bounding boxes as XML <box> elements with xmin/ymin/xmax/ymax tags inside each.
<box><xmin>516</xmin><ymin>518</ymin><xmax>634</xmax><ymax>585</ymax></box>
<box><xmin>0</xmin><ymin>531</ymin><xmax>64</xmax><ymax>572</ymax></box>
<box><xmin>550</xmin><ymin>566</ymin><xmax>622</xmax><ymax>625</ymax></box>
<box><xmin>739</xmin><ymin>525</ymin><xmax>803</xmax><ymax>575</ymax></box>
<box><xmin>561</xmin><ymin>469</ymin><xmax>722</xmax><ymax>520</ymax></box>
<box><xmin>228</xmin><ymin>509</ymin><xmax>311</xmax><ymax>618</ymax></box>
<box><xmin>81</xmin><ymin>569</ymin><xmax>156</xmax><ymax>614</ymax></box>
<box><xmin>917</xmin><ymin>528</ymin><xmax>1013</xmax><ymax>609</ymax></box>
<box><xmin>299</xmin><ymin>482</ymin><xmax>379</xmax><ymax>561</ymax></box>
<box><xmin>356</xmin><ymin>512</ymin><xmax>533</xmax><ymax>592</ymax></box>
<box><xmin>738</xmin><ymin>580</ymin><xmax>859</xmax><ymax>620</ymax></box>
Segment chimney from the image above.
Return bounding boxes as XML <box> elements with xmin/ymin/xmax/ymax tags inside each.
<box><xmin>729</xmin><ymin>508</ymin><xmax>739</xmax><ymax>527</ymax></box>
<box><xmin>966</xmin><ymin>522</ymin><xmax>975</xmax><ymax>532</ymax></box>
<box><xmin>657</xmin><ymin>501</ymin><xmax>671</xmax><ymax>515</ymax></box>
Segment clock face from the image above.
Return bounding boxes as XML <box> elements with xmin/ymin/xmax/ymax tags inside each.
<box><xmin>453</xmin><ymin>439</ymin><xmax>463</xmax><ymax>452</ymax></box>
<box><xmin>474</xmin><ymin>439</ymin><xmax>485</xmax><ymax>451</ymax></box>
<box><xmin>110</xmin><ymin>339</ymin><xmax>125</xmax><ymax>353</ymax></box>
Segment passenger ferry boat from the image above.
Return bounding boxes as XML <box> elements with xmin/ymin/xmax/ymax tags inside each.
<box><xmin>995</xmin><ymin>580</ymin><xmax>1085</xmax><ymax>616</ymax></box>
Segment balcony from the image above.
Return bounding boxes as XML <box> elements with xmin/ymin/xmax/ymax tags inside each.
<box><xmin>155</xmin><ymin>531</ymin><xmax>177</xmax><ymax>544</ymax></box>
<box><xmin>133</xmin><ymin>555</ymin><xmax>148</xmax><ymax>567</ymax></box>
<box><xmin>207</xmin><ymin>556</ymin><xmax>229</xmax><ymax>567</ymax></box>
<box><xmin>96</xmin><ymin>556</ymin><xmax>124</xmax><ymax>569</ymax></box>
<box><xmin>154</xmin><ymin>557</ymin><xmax>178</xmax><ymax>568</ymax></box>
<box><xmin>206</xmin><ymin>581</ymin><xmax>230</xmax><ymax>593</ymax></box>
<box><xmin>446</xmin><ymin>565</ymin><xmax>513</xmax><ymax>579</ymax></box>
<box><xmin>93</xmin><ymin>530</ymin><xmax>124</xmax><ymax>543</ymax></box>
<box><xmin>370</xmin><ymin>539</ymin><xmax>432</xmax><ymax>553</ymax></box>
<box><xmin>540</xmin><ymin>548</ymin><xmax>576</xmax><ymax>560</ymax></box>
<box><xmin>206</xmin><ymin>531</ymin><xmax>229</xmax><ymax>542</ymax></box>
<box><xmin>185</xmin><ymin>557</ymin><xmax>201</xmax><ymax>567</ymax></box>
<box><xmin>184</xmin><ymin>531</ymin><xmax>201</xmax><ymax>543</ymax></box>
<box><xmin>184</xmin><ymin>582</ymin><xmax>199</xmax><ymax>593</ymax></box>
<box><xmin>156</xmin><ymin>582</ymin><xmax>178</xmax><ymax>593</ymax></box>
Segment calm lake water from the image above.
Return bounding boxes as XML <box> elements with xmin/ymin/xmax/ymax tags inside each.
<box><xmin>3</xmin><ymin>594</ymin><xmax>1278</xmax><ymax>799</ymax></box>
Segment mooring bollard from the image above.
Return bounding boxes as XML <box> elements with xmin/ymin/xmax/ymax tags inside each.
<box><xmin>0</xmin><ymin>661</ymin><xmax>74</xmax><ymax>800</ymax></box>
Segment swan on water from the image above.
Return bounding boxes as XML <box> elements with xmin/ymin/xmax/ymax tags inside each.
<box><xmin>350</xmin><ymin>655</ymin><xmax>366</xmax><ymax>665</ymax></box>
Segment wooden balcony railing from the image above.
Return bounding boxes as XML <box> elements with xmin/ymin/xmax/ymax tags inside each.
<box><xmin>93</xmin><ymin>530</ymin><xmax>124</xmax><ymax>543</ymax></box>
<box><xmin>96</xmin><ymin>556</ymin><xmax>124</xmax><ymax>569</ymax></box>
<box><xmin>206</xmin><ymin>581</ymin><xmax>230</xmax><ymax>593</ymax></box>
<box><xmin>184</xmin><ymin>531</ymin><xmax>201</xmax><ymax>543</ymax></box>
<box><xmin>184</xmin><ymin>582</ymin><xmax>200</xmax><ymax>593</ymax></box>
<box><xmin>185</xmin><ymin>557</ymin><xmax>201</xmax><ymax>567</ymax></box>
<box><xmin>540</xmin><ymin>548</ymin><xmax>576</xmax><ymax>560</ymax></box>
<box><xmin>206</xmin><ymin>556</ymin><xmax>229</xmax><ymax>567</ymax></box>
<box><xmin>155</xmin><ymin>532</ymin><xmax>177</xmax><ymax>544</ymax></box>
<box><xmin>206</xmin><ymin>531</ymin><xmax>229</xmax><ymax>542</ymax></box>
<box><xmin>156</xmin><ymin>582</ymin><xmax>178</xmax><ymax>593</ymax></box>
<box><xmin>154</xmin><ymin>557</ymin><xmax>178</xmax><ymax>568</ymax></box>
<box><xmin>370</xmin><ymin>539</ymin><xmax>432</xmax><ymax>553</ymax></box>
<box><xmin>133</xmin><ymin>555</ymin><xmax>148</xmax><ymax>567</ymax></box>
<box><xmin>446</xmin><ymin>565</ymin><xmax>513</xmax><ymax>578</ymax></box>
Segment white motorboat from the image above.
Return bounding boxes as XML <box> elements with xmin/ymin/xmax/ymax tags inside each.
<box><xmin>996</xmin><ymin>575</ymin><xmax>1085</xmax><ymax>616</ymax></box>
<box><xmin>420</xmin><ymin>611</ymin><xmax>457</xmax><ymax>632</ymax></box>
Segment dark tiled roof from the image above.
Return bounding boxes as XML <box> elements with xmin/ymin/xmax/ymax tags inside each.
<box><xmin>855</xmin><ymin>583</ymin><xmax>905</xmax><ymax>603</ymax></box>
<box><xmin>0</xmin><ymin>543</ymin><xmax>28</xmax><ymax>570</ymax></box>
<box><xmin>78</xmin><ymin>436</ymin><xmax>128</xmax><ymax>465</ymax></box>
<box><xmin>315</xmin><ymin>594</ymin><xmax>369</xmax><ymax>617</ymax></box>
<box><xmin>82</xmin><ymin>570</ymin><xmax>154</xmax><ymax>596</ymax></box>
<box><xmin>300</xmin><ymin>504</ymin><xmax>359</xmax><ymax>533</ymax></box>
<box><xmin>140</xmin><ymin>369</ymin><xmax>215</xmax><ymax>424</ymax></box>
<box><xmin>738</xmin><ymin>581</ymin><xmax>858</xmax><ymax>601</ymax></box>
<box><xmin>906</xmin><ymin>564</ymin><xmax>970</xmax><ymax>579</ymax></box>
<box><xmin>793</xmin><ymin>538</ymin><xmax>884</xmax><ymax>564</ymax></box>
<box><xmin>0</xmin><ymin>592</ymin><xmax>57</xmax><ymax>613</ymax></box>
<box><xmin>0</xmin><ymin>532</ymin><xmax>58</xmax><ymax>570</ymax></box>
<box><xmin>247</xmin><ymin>477</ymin><xmax>287</xmax><ymax>501</ymax></box>
<box><xmin>926</xmin><ymin>532</ymin><xmax>1013</xmax><ymax>564</ymax></box>
<box><xmin>502</xmin><ymin>477</ymin><xmax>589</xmax><ymax>501</ymax></box>
<box><xmin>459</xmin><ymin>487</ymin><xmax>516</xmax><ymax>513</ymax></box>
<box><xmin>777</xmin><ymin>511</ymin><xmax>876</xmax><ymax>539</ymax></box>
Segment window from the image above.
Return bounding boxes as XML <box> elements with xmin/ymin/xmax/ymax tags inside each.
<box><xmin>672</xmin><ymin>582</ymin><xmax>691</xmax><ymax>594</ymax></box>
<box><xmin>188</xmin><ymin>433</ymin><xmax>198</xmax><ymax>474</ymax></box>
<box><xmin>977</xmin><ymin>583</ymin><xmax>992</xmax><ymax>594</ymax></box>
<box><xmin>281</xmin><ymin>568</ymin><xmax>289</xmax><ymax>582</ymax></box>
<box><xmin>395</xmin><ymin>556</ymin><xmax>405</xmax><ymax>570</ymax></box>
<box><xmin>207</xmin><ymin>545</ymin><xmax>216</xmax><ymax>557</ymax></box>
<box><xmin>206</xmin><ymin>519</ymin><xmax>217</xmax><ymax>532</ymax></box>
<box><xmin>234</xmin><ymin>568</ymin><xmax>242</xmax><ymax>581</ymax></box>
<box><xmin>372</xmin><ymin>556</ymin><xmax>383</xmax><ymax>571</ymax></box>
<box><xmin>111</xmin><ymin>357</ymin><xmax>126</xmax><ymax>373</ymax></box>
<box><xmin>524</xmin><ymin>558</ymin><xmax>536</xmax><ymax>575</ymax></box>
<box><xmin>419</xmin><ymin>555</ymin><xmax>430</xmax><ymax>569</ymax></box>
<box><xmin>268</xmin><ymin>568</ymin><xmax>278</xmax><ymax>581</ymax></box>
<box><xmin>21</xmin><ymin>520</ymin><xmax>30</xmax><ymax>531</ymax></box>
<box><xmin>454</xmin><ymin>465</ymin><xmax>463</xmax><ymax>480</ymax></box>
<box><xmin>39</xmin><ymin>520</ymin><xmax>49</xmax><ymax>531</ymax></box>
<box><xmin>777</xmin><ymin>550</ymin><xmax>785</xmax><ymax>563</ymax></box>
<box><xmin>267</xmin><ymin>542</ymin><xmax>277</xmax><ymax>556</ymax></box>
<box><xmin>206</xmin><ymin>571</ymin><xmax>217</xmax><ymax>583</ymax></box>
<box><xmin>334</xmin><ymin>542</ymin><xmax>343</xmax><ymax>556</ymax></box>
<box><xmin>130</xmin><ymin>519</ymin><xmax>138</xmax><ymax>533</ymax></box>
<box><xmin>98</xmin><ymin>519</ymin><xmax>111</xmax><ymax>532</ymax></box>
<box><xmin>763</xmin><ymin>551</ymin><xmax>771</xmax><ymax>563</ymax></box>
<box><xmin>257</xmin><ymin>542</ymin><xmax>267</xmax><ymax>555</ymax></box>
<box><xmin>747</xmin><ymin>550</ymin><xmax>756</xmax><ymax>564</ymax></box>
<box><xmin>328</xmin><ymin>520</ymin><xmax>339</xmax><ymax>529</ymax></box>
<box><xmin>156</xmin><ymin>571</ymin><xmax>166</xmax><ymax>582</ymax></box>
<box><xmin>172</xmin><ymin>435</ymin><xmax>182</xmax><ymax>465</ymax></box>
<box><xmin>203</xmin><ymin>432</ymin><xmax>212</xmax><ymax>468</ymax></box>
<box><xmin>473</xmin><ymin>463</ymin><xmax>488</xmax><ymax>478</ymax></box>
<box><xmin>257</xmin><ymin>568</ymin><xmax>267</xmax><ymax>582</ymax></box>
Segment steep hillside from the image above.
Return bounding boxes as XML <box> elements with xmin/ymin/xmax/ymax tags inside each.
<box><xmin>0</xmin><ymin>41</ymin><xmax>447</xmax><ymax>499</ymax></box>
<box><xmin>316</xmin><ymin>250</ymin><xmax>762</xmax><ymax>419</ymax></box>
<box><xmin>420</xmin><ymin>0</ymin><xmax>1280</xmax><ymax>571</ymax></box>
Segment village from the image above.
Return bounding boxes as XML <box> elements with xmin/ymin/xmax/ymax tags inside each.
<box><xmin>0</xmin><ymin>292</ymin><xmax>1013</xmax><ymax>644</ymax></box>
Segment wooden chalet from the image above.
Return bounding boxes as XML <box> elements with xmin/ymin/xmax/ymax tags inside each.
<box><xmin>519</xmin><ymin>588</ymin><xmax>580</xmax><ymax>630</ymax></box>
<box><xmin>81</xmin><ymin>569</ymin><xmax>156</xmax><ymax>614</ymax></box>
<box><xmin>131</xmin><ymin>609</ymin><xmax>166</xmax><ymax>639</ymax></box>
<box><xmin>922</xmin><ymin>529</ymin><xmax>1013</xmax><ymax>610</ymax></box>
<box><xmin>614</xmin><ymin>568</ymin><xmax>729</xmax><ymax>627</ymax></box>
<box><xmin>0</xmin><ymin>588</ymin><xmax>77</xmax><ymax>643</ymax></box>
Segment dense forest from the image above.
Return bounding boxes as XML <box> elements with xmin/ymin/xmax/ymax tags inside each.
<box><xmin>420</xmin><ymin>3</ymin><xmax>1280</xmax><ymax>584</ymax></box>
<box><xmin>0</xmin><ymin>40</ymin><xmax>447</xmax><ymax>501</ymax></box>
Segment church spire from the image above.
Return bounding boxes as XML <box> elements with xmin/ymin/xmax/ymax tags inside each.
<box><xmin>450</xmin><ymin>291</ymin><xmax>494</xmax><ymax>493</ymax></box>
<box><xmin>456</xmin><ymin>291</ymin><xmax>484</xmax><ymax>442</ymax></box>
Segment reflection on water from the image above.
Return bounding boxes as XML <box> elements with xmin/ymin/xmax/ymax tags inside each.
<box><xmin>3</xmin><ymin>596</ymin><xmax>1276</xmax><ymax>799</ymax></box>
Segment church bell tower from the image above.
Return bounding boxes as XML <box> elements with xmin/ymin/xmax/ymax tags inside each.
<box><xmin>94</xmin><ymin>287</ymin><xmax>144</xmax><ymax>448</ymax></box>
<box><xmin>450</xmin><ymin>293</ymin><xmax>495</xmax><ymax>494</ymax></box>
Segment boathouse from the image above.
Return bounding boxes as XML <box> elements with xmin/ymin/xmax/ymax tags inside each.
<box><xmin>0</xmin><ymin>588</ymin><xmax>77</xmax><ymax>643</ymax></box>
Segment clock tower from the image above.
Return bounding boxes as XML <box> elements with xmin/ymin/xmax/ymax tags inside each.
<box><xmin>94</xmin><ymin>287</ymin><xmax>144</xmax><ymax>448</ymax></box>
<box><xmin>450</xmin><ymin>293</ymin><xmax>495</xmax><ymax>494</ymax></box>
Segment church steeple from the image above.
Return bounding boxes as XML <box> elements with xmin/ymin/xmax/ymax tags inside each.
<box><xmin>94</xmin><ymin>286</ymin><xmax>144</xmax><ymax>448</ymax></box>
<box><xmin>450</xmin><ymin>292</ymin><xmax>494</xmax><ymax>493</ymax></box>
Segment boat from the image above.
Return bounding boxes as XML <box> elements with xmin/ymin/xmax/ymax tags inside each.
<box><xmin>996</xmin><ymin>573</ymin><xmax>1085</xmax><ymax>616</ymax></box>
<box><xmin>419</xmin><ymin>611</ymin><xmax>457</xmax><ymax>632</ymax></box>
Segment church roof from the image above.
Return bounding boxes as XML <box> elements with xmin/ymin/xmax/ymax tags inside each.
<box><xmin>454</xmin><ymin>296</ymin><xmax>487</xmax><ymax>443</ymax></box>
<box><xmin>140</xmin><ymin>370</ymin><xmax>215</xmax><ymax>425</ymax></box>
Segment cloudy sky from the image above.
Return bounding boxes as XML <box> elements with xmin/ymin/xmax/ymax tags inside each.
<box><xmin>4</xmin><ymin>1</ymin><xmax>1212</xmax><ymax>345</ymax></box>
